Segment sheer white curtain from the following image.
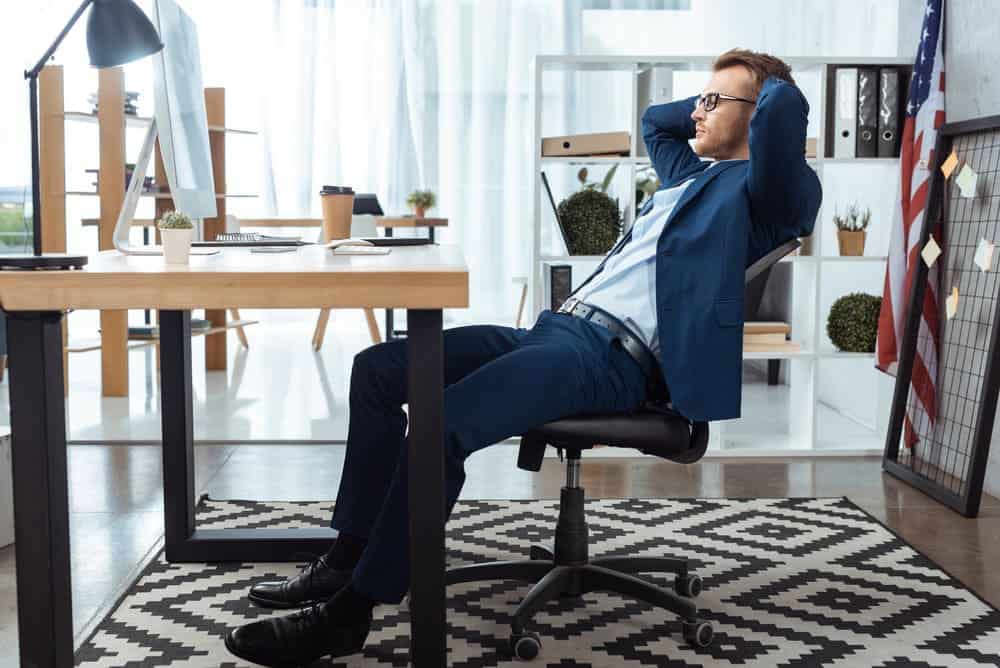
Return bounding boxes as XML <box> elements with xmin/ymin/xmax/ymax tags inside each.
<box><xmin>254</xmin><ymin>1</ymin><xmax>569</xmax><ymax>324</ymax></box>
<box><xmin>256</xmin><ymin>0</ymin><xmax>680</xmax><ymax>325</ymax></box>
<box><xmin>0</xmin><ymin>0</ymin><xmax>681</xmax><ymax>323</ymax></box>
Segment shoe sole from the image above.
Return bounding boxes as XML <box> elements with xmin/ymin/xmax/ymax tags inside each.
<box><xmin>224</xmin><ymin>630</ymin><xmax>367</xmax><ymax>667</ymax></box>
<box><xmin>247</xmin><ymin>591</ymin><xmax>330</xmax><ymax>610</ymax></box>
<box><xmin>224</xmin><ymin>632</ymin><xmax>295</xmax><ymax>668</ymax></box>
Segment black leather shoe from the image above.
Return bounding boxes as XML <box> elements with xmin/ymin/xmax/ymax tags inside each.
<box><xmin>224</xmin><ymin>603</ymin><xmax>370</xmax><ymax>667</ymax></box>
<box><xmin>248</xmin><ymin>555</ymin><xmax>352</xmax><ymax>609</ymax></box>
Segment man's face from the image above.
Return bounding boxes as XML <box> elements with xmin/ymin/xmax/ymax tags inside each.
<box><xmin>690</xmin><ymin>66</ymin><xmax>757</xmax><ymax>160</ymax></box>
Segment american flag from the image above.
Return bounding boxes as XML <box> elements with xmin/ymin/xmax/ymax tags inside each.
<box><xmin>876</xmin><ymin>0</ymin><xmax>945</xmax><ymax>451</ymax></box>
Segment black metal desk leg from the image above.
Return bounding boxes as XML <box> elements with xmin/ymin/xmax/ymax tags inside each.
<box><xmin>385</xmin><ymin>228</ymin><xmax>396</xmax><ymax>339</ymax></box>
<box><xmin>158</xmin><ymin>310</ymin><xmax>197</xmax><ymax>561</ymax></box>
<box><xmin>406</xmin><ymin>309</ymin><xmax>446</xmax><ymax>665</ymax></box>
<box><xmin>7</xmin><ymin>310</ymin><xmax>73</xmax><ymax>667</ymax></box>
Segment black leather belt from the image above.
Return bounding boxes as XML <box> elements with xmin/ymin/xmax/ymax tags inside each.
<box><xmin>556</xmin><ymin>298</ymin><xmax>669</xmax><ymax>400</ymax></box>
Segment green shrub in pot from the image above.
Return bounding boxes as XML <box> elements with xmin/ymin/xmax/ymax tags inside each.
<box><xmin>827</xmin><ymin>292</ymin><xmax>881</xmax><ymax>352</ymax></box>
<box><xmin>557</xmin><ymin>165</ymin><xmax>622</xmax><ymax>255</ymax></box>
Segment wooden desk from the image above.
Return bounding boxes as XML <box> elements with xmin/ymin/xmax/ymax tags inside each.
<box><xmin>235</xmin><ymin>217</ymin><xmax>453</xmax><ymax>343</ymax></box>
<box><xmin>0</xmin><ymin>245</ymin><xmax>468</xmax><ymax>668</ymax></box>
<box><xmin>235</xmin><ymin>215</ymin><xmax>449</xmax><ymax>238</ymax></box>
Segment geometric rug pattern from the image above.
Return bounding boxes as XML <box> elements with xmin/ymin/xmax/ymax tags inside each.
<box><xmin>75</xmin><ymin>497</ymin><xmax>1000</xmax><ymax>667</ymax></box>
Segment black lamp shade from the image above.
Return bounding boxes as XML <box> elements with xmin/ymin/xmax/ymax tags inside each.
<box><xmin>86</xmin><ymin>0</ymin><xmax>163</xmax><ymax>68</ymax></box>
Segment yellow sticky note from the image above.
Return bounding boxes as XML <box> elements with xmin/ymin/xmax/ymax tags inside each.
<box><xmin>921</xmin><ymin>235</ymin><xmax>942</xmax><ymax>268</ymax></box>
<box><xmin>975</xmin><ymin>238</ymin><xmax>995</xmax><ymax>272</ymax></box>
<box><xmin>940</xmin><ymin>151</ymin><xmax>959</xmax><ymax>179</ymax></box>
<box><xmin>957</xmin><ymin>164</ymin><xmax>979</xmax><ymax>198</ymax></box>
<box><xmin>946</xmin><ymin>286</ymin><xmax>959</xmax><ymax>320</ymax></box>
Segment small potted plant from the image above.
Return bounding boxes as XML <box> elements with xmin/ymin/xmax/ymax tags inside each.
<box><xmin>834</xmin><ymin>202</ymin><xmax>870</xmax><ymax>256</ymax></box>
<box><xmin>635</xmin><ymin>165</ymin><xmax>659</xmax><ymax>215</ymax></box>
<box><xmin>406</xmin><ymin>189</ymin><xmax>436</xmax><ymax>218</ymax></box>
<box><xmin>157</xmin><ymin>210</ymin><xmax>194</xmax><ymax>264</ymax></box>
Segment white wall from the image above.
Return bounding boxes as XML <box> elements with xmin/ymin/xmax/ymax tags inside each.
<box><xmin>945</xmin><ymin>0</ymin><xmax>1000</xmax><ymax>498</ymax></box>
<box><xmin>582</xmin><ymin>0</ymin><xmax>906</xmax><ymax>57</ymax></box>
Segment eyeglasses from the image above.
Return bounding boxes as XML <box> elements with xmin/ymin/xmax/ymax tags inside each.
<box><xmin>696</xmin><ymin>92</ymin><xmax>756</xmax><ymax>112</ymax></box>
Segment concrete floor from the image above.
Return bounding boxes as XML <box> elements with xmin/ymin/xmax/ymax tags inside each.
<box><xmin>1</xmin><ymin>446</ymin><xmax>998</xmax><ymax>666</ymax></box>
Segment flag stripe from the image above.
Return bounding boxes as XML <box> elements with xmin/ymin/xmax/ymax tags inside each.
<box><xmin>876</xmin><ymin>0</ymin><xmax>944</xmax><ymax>455</ymax></box>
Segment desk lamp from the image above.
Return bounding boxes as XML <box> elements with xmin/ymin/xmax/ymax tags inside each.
<box><xmin>2</xmin><ymin>0</ymin><xmax>164</xmax><ymax>270</ymax></box>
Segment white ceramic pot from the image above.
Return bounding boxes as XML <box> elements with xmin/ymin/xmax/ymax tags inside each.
<box><xmin>161</xmin><ymin>227</ymin><xmax>193</xmax><ymax>264</ymax></box>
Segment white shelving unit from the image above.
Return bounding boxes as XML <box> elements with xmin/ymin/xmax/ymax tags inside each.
<box><xmin>531</xmin><ymin>54</ymin><xmax>910</xmax><ymax>456</ymax></box>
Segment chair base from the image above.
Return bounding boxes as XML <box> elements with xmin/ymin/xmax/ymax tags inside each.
<box><xmin>445</xmin><ymin>485</ymin><xmax>714</xmax><ymax>658</ymax></box>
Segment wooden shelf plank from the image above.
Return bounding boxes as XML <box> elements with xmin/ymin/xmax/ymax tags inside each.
<box><xmin>81</xmin><ymin>218</ymin><xmax>154</xmax><ymax>227</ymax></box>
<box><xmin>63</xmin><ymin>191</ymin><xmax>256</xmax><ymax>199</ymax></box>
<box><xmin>237</xmin><ymin>217</ymin><xmax>451</xmax><ymax>229</ymax></box>
<box><xmin>540</xmin><ymin>155</ymin><xmax>638</xmax><ymax>165</ymax></box>
<box><xmin>62</xmin><ymin>111</ymin><xmax>257</xmax><ymax>135</ymax></box>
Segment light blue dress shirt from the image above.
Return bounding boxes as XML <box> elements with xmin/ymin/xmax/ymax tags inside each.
<box><xmin>572</xmin><ymin>177</ymin><xmax>694</xmax><ymax>360</ymax></box>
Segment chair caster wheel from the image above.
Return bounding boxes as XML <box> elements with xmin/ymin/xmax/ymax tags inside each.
<box><xmin>674</xmin><ymin>573</ymin><xmax>702</xmax><ymax>598</ymax></box>
<box><xmin>510</xmin><ymin>631</ymin><xmax>541</xmax><ymax>660</ymax></box>
<box><xmin>682</xmin><ymin>620</ymin><xmax>714</xmax><ymax>648</ymax></box>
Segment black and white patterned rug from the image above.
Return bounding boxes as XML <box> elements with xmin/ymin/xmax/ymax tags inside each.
<box><xmin>76</xmin><ymin>498</ymin><xmax>1000</xmax><ymax>667</ymax></box>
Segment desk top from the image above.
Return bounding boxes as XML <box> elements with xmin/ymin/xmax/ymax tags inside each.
<box><xmin>82</xmin><ymin>217</ymin><xmax>450</xmax><ymax>229</ymax></box>
<box><xmin>237</xmin><ymin>217</ymin><xmax>449</xmax><ymax>229</ymax></box>
<box><xmin>0</xmin><ymin>245</ymin><xmax>468</xmax><ymax>311</ymax></box>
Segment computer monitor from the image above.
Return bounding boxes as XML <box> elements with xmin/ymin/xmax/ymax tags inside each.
<box><xmin>353</xmin><ymin>194</ymin><xmax>384</xmax><ymax>216</ymax></box>
<box><xmin>114</xmin><ymin>0</ymin><xmax>217</xmax><ymax>255</ymax></box>
<box><xmin>152</xmin><ymin>0</ymin><xmax>216</xmax><ymax>218</ymax></box>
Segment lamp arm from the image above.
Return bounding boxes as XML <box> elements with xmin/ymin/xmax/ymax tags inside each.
<box><xmin>24</xmin><ymin>0</ymin><xmax>94</xmax><ymax>80</ymax></box>
<box><xmin>25</xmin><ymin>0</ymin><xmax>93</xmax><ymax>256</ymax></box>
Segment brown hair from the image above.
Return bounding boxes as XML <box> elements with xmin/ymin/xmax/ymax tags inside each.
<box><xmin>713</xmin><ymin>48</ymin><xmax>795</xmax><ymax>97</ymax></box>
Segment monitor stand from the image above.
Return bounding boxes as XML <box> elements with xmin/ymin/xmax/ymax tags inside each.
<box><xmin>113</xmin><ymin>120</ymin><xmax>218</xmax><ymax>257</ymax></box>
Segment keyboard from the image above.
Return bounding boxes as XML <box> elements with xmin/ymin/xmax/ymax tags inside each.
<box><xmin>362</xmin><ymin>237</ymin><xmax>433</xmax><ymax>247</ymax></box>
<box><xmin>192</xmin><ymin>232</ymin><xmax>306</xmax><ymax>248</ymax></box>
<box><xmin>331</xmin><ymin>245</ymin><xmax>391</xmax><ymax>255</ymax></box>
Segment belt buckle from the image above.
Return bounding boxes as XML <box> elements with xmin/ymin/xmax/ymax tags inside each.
<box><xmin>560</xmin><ymin>297</ymin><xmax>579</xmax><ymax>314</ymax></box>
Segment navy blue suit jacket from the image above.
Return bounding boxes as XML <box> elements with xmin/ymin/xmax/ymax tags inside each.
<box><xmin>635</xmin><ymin>77</ymin><xmax>822</xmax><ymax>421</ymax></box>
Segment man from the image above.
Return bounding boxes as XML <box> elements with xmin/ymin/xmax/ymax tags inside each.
<box><xmin>225</xmin><ymin>48</ymin><xmax>822</xmax><ymax>665</ymax></box>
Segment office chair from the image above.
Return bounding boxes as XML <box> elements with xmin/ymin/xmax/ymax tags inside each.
<box><xmin>445</xmin><ymin>238</ymin><xmax>801</xmax><ymax>660</ymax></box>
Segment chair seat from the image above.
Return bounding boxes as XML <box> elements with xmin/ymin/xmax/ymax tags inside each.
<box><xmin>523</xmin><ymin>405</ymin><xmax>709</xmax><ymax>464</ymax></box>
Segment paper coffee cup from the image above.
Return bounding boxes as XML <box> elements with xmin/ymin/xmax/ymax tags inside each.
<box><xmin>320</xmin><ymin>185</ymin><xmax>355</xmax><ymax>241</ymax></box>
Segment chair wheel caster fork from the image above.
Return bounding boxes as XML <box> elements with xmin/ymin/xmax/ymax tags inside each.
<box><xmin>682</xmin><ymin>619</ymin><xmax>714</xmax><ymax>648</ymax></box>
<box><xmin>674</xmin><ymin>573</ymin><xmax>702</xmax><ymax>598</ymax></box>
<box><xmin>510</xmin><ymin>631</ymin><xmax>541</xmax><ymax>660</ymax></box>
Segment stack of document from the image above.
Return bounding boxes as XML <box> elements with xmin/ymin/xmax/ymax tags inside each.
<box><xmin>743</xmin><ymin>322</ymin><xmax>800</xmax><ymax>352</ymax></box>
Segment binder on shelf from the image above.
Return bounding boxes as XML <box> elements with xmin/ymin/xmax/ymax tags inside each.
<box><xmin>635</xmin><ymin>67</ymin><xmax>673</xmax><ymax>158</ymax></box>
<box><xmin>541</xmin><ymin>131</ymin><xmax>630</xmax><ymax>157</ymax></box>
<box><xmin>834</xmin><ymin>67</ymin><xmax>857</xmax><ymax>158</ymax></box>
<box><xmin>856</xmin><ymin>67</ymin><xmax>879</xmax><ymax>158</ymax></box>
<box><xmin>877</xmin><ymin>67</ymin><xmax>901</xmax><ymax>158</ymax></box>
<box><xmin>548</xmin><ymin>264</ymin><xmax>573</xmax><ymax>312</ymax></box>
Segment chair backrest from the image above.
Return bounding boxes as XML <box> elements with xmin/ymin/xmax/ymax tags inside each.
<box><xmin>745</xmin><ymin>238</ymin><xmax>801</xmax><ymax>284</ymax></box>
<box><xmin>743</xmin><ymin>238</ymin><xmax>802</xmax><ymax>320</ymax></box>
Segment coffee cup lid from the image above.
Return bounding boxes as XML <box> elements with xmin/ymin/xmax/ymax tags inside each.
<box><xmin>320</xmin><ymin>185</ymin><xmax>354</xmax><ymax>195</ymax></box>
